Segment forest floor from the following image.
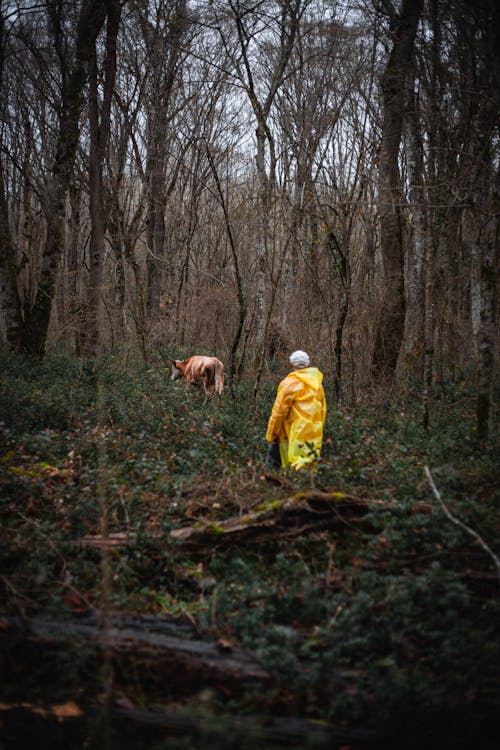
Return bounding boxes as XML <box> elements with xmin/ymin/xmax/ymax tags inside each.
<box><xmin>0</xmin><ymin>351</ymin><xmax>499</xmax><ymax>749</ymax></box>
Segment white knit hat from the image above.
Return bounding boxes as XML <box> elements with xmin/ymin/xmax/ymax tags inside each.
<box><xmin>289</xmin><ymin>350</ymin><xmax>310</xmax><ymax>368</ymax></box>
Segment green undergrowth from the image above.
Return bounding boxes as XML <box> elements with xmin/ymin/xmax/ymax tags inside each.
<box><xmin>0</xmin><ymin>350</ymin><xmax>498</xmax><ymax>746</ymax></box>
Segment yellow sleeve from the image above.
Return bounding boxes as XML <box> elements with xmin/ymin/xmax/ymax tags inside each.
<box><xmin>265</xmin><ymin>377</ymin><xmax>296</xmax><ymax>443</ymax></box>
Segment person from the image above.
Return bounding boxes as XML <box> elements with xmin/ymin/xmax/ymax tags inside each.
<box><xmin>265</xmin><ymin>350</ymin><xmax>326</xmax><ymax>471</ymax></box>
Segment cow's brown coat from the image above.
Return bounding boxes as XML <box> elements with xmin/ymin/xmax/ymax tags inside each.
<box><xmin>171</xmin><ymin>356</ymin><xmax>224</xmax><ymax>403</ymax></box>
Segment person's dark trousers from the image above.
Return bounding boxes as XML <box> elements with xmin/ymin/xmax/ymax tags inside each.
<box><xmin>264</xmin><ymin>442</ymin><xmax>281</xmax><ymax>472</ymax></box>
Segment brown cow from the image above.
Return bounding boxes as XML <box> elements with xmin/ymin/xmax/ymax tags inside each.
<box><xmin>171</xmin><ymin>356</ymin><xmax>224</xmax><ymax>404</ymax></box>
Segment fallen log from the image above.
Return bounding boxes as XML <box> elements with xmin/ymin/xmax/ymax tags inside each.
<box><xmin>111</xmin><ymin>706</ymin><xmax>386</xmax><ymax>746</ymax></box>
<box><xmin>0</xmin><ymin>613</ymin><xmax>270</xmax><ymax>688</ymax></box>
<box><xmin>0</xmin><ymin>701</ymin><xmax>387</xmax><ymax>749</ymax></box>
<box><xmin>2</xmin><ymin>699</ymin><xmax>495</xmax><ymax>749</ymax></box>
<box><xmin>77</xmin><ymin>492</ymin><xmax>432</xmax><ymax>551</ymax></box>
<box><xmin>170</xmin><ymin>491</ymin><xmax>432</xmax><ymax>549</ymax></box>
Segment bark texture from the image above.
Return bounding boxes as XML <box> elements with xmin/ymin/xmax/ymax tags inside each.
<box><xmin>23</xmin><ymin>0</ymin><xmax>108</xmax><ymax>356</ymax></box>
<box><xmin>372</xmin><ymin>0</ymin><xmax>423</xmax><ymax>380</ymax></box>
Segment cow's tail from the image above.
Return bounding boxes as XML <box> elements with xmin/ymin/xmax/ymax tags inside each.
<box><xmin>214</xmin><ymin>360</ymin><xmax>224</xmax><ymax>395</ymax></box>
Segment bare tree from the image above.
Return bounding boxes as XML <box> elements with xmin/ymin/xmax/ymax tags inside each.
<box><xmin>371</xmin><ymin>0</ymin><xmax>423</xmax><ymax>381</ymax></box>
<box><xmin>213</xmin><ymin>0</ymin><xmax>304</xmax><ymax>381</ymax></box>
<box><xmin>11</xmin><ymin>0</ymin><xmax>109</xmax><ymax>356</ymax></box>
<box><xmin>138</xmin><ymin>0</ymin><xmax>191</xmax><ymax>330</ymax></box>
<box><xmin>84</xmin><ymin>0</ymin><xmax>121</xmax><ymax>356</ymax></box>
<box><xmin>0</xmin><ymin>6</ymin><xmax>24</xmax><ymax>347</ymax></box>
<box><xmin>0</xmin><ymin>154</ymin><xmax>22</xmax><ymax>346</ymax></box>
<box><xmin>403</xmin><ymin>57</ymin><xmax>426</xmax><ymax>369</ymax></box>
<box><xmin>417</xmin><ymin>0</ymin><xmax>499</xmax><ymax>434</ymax></box>
<box><xmin>471</xmin><ymin>0</ymin><xmax>499</xmax><ymax>440</ymax></box>
<box><xmin>273</xmin><ymin>8</ymin><xmax>356</xmax><ymax>328</ymax></box>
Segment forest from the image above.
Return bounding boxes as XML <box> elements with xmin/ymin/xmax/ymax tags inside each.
<box><xmin>0</xmin><ymin>1</ymin><xmax>499</xmax><ymax>748</ymax></box>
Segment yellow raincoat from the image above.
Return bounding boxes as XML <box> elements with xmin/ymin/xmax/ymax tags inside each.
<box><xmin>265</xmin><ymin>367</ymin><xmax>326</xmax><ymax>470</ymax></box>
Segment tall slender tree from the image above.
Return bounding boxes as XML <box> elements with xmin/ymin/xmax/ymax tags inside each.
<box><xmin>471</xmin><ymin>0</ymin><xmax>500</xmax><ymax>439</ymax></box>
<box><xmin>218</xmin><ymin>0</ymin><xmax>303</xmax><ymax>379</ymax></box>
<box><xmin>0</xmin><ymin>7</ymin><xmax>23</xmax><ymax>347</ymax></box>
<box><xmin>371</xmin><ymin>0</ymin><xmax>423</xmax><ymax>381</ymax></box>
<box><xmin>84</xmin><ymin>0</ymin><xmax>121</xmax><ymax>356</ymax></box>
<box><xmin>23</xmin><ymin>0</ymin><xmax>108</xmax><ymax>356</ymax></box>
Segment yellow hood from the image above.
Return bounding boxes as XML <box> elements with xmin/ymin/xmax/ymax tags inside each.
<box><xmin>289</xmin><ymin>367</ymin><xmax>323</xmax><ymax>391</ymax></box>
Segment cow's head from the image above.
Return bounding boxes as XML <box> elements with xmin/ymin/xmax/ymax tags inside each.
<box><xmin>171</xmin><ymin>360</ymin><xmax>182</xmax><ymax>381</ymax></box>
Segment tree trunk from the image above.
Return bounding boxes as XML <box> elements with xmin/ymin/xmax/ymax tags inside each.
<box><xmin>476</xmin><ymin>208</ymin><xmax>498</xmax><ymax>440</ymax></box>
<box><xmin>403</xmin><ymin>67</ymin><xmax>426</xmax><ymax>369</ymax></box>
<box><xmin>422</xmin><ymin>209</ymin><xmax>435</xmax><ymax>431</ymax></box>
<box><xmin>0</xmin><ymin>159</ymin><xmax>23</xmax><ymax>347</ymax></box>
<box><xmin>253</xmin><ymin>122</ymin><xmax>270</xmax><ymax>373</ymax></box>
<box><xmin>0</xmin><ymin>10</ymin><xmax>23</xmax><ymax>347</ymax></box>
<box><xmin>23</xmin><ymin>0</ymin><xmax>108</xmax><ymax>357</ymax></box>
<box><xmin>84</xmin><ymin>0</ymin><xmax>121</xmax><ymax>356</ymax></box>
<box><xmin>372</xmin><ymin>0</ymin><xmax>423</xmax><ymax>381</ymax></box>
<box><xmin>334</xmin><ymin>292</ymin><xmax>349</xmax><ymax>402</ymax></box>
<box><xmin>66</xmin><ymin>181</ymin><xmax>85</xmax><ymax>354</ymax></box>
<box><xmin>475</xmin><ymin>0</ymin><xmax>500</xmax><ymax>440</ymax></box>
<box><xmin>85</xmin><ymin>50</ymin><xmax>107</xmax><ymax>356</ymax></box>
<box><xmin>145</xmin><ymin>143</ymin><xmax>167</xmax><ymax>325</ymax></box>
<box><xmin>205</xmin><ymin>144</ymin><xmax>247</xmax><ymax>389</ymax></box>
<box><xmin>142</xmin><ymin>1</ymin><xmax>188</xmax><ymax>329</ymax></box>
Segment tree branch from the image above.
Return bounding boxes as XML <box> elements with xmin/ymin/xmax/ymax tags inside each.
<box><xmin>424</xmin><ymin>465</ymin><xmax>500</xmax><ymax>585</ymax></box>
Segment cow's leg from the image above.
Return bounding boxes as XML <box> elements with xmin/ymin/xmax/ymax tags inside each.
<box><xmin>202</xmin><ymin>381</ymin><xmax>210</xmax><ymax>405</ymax></box>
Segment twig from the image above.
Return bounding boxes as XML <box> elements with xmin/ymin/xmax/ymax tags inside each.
<box><xmin>0</xmin><ymin>574</ymin><xmax>30</xmax><ymax>624</ymax></box>
<box><xmin>424</xmin><ymin>465</ymin><xmax>500</xmax><ymax>585</ymax></box>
